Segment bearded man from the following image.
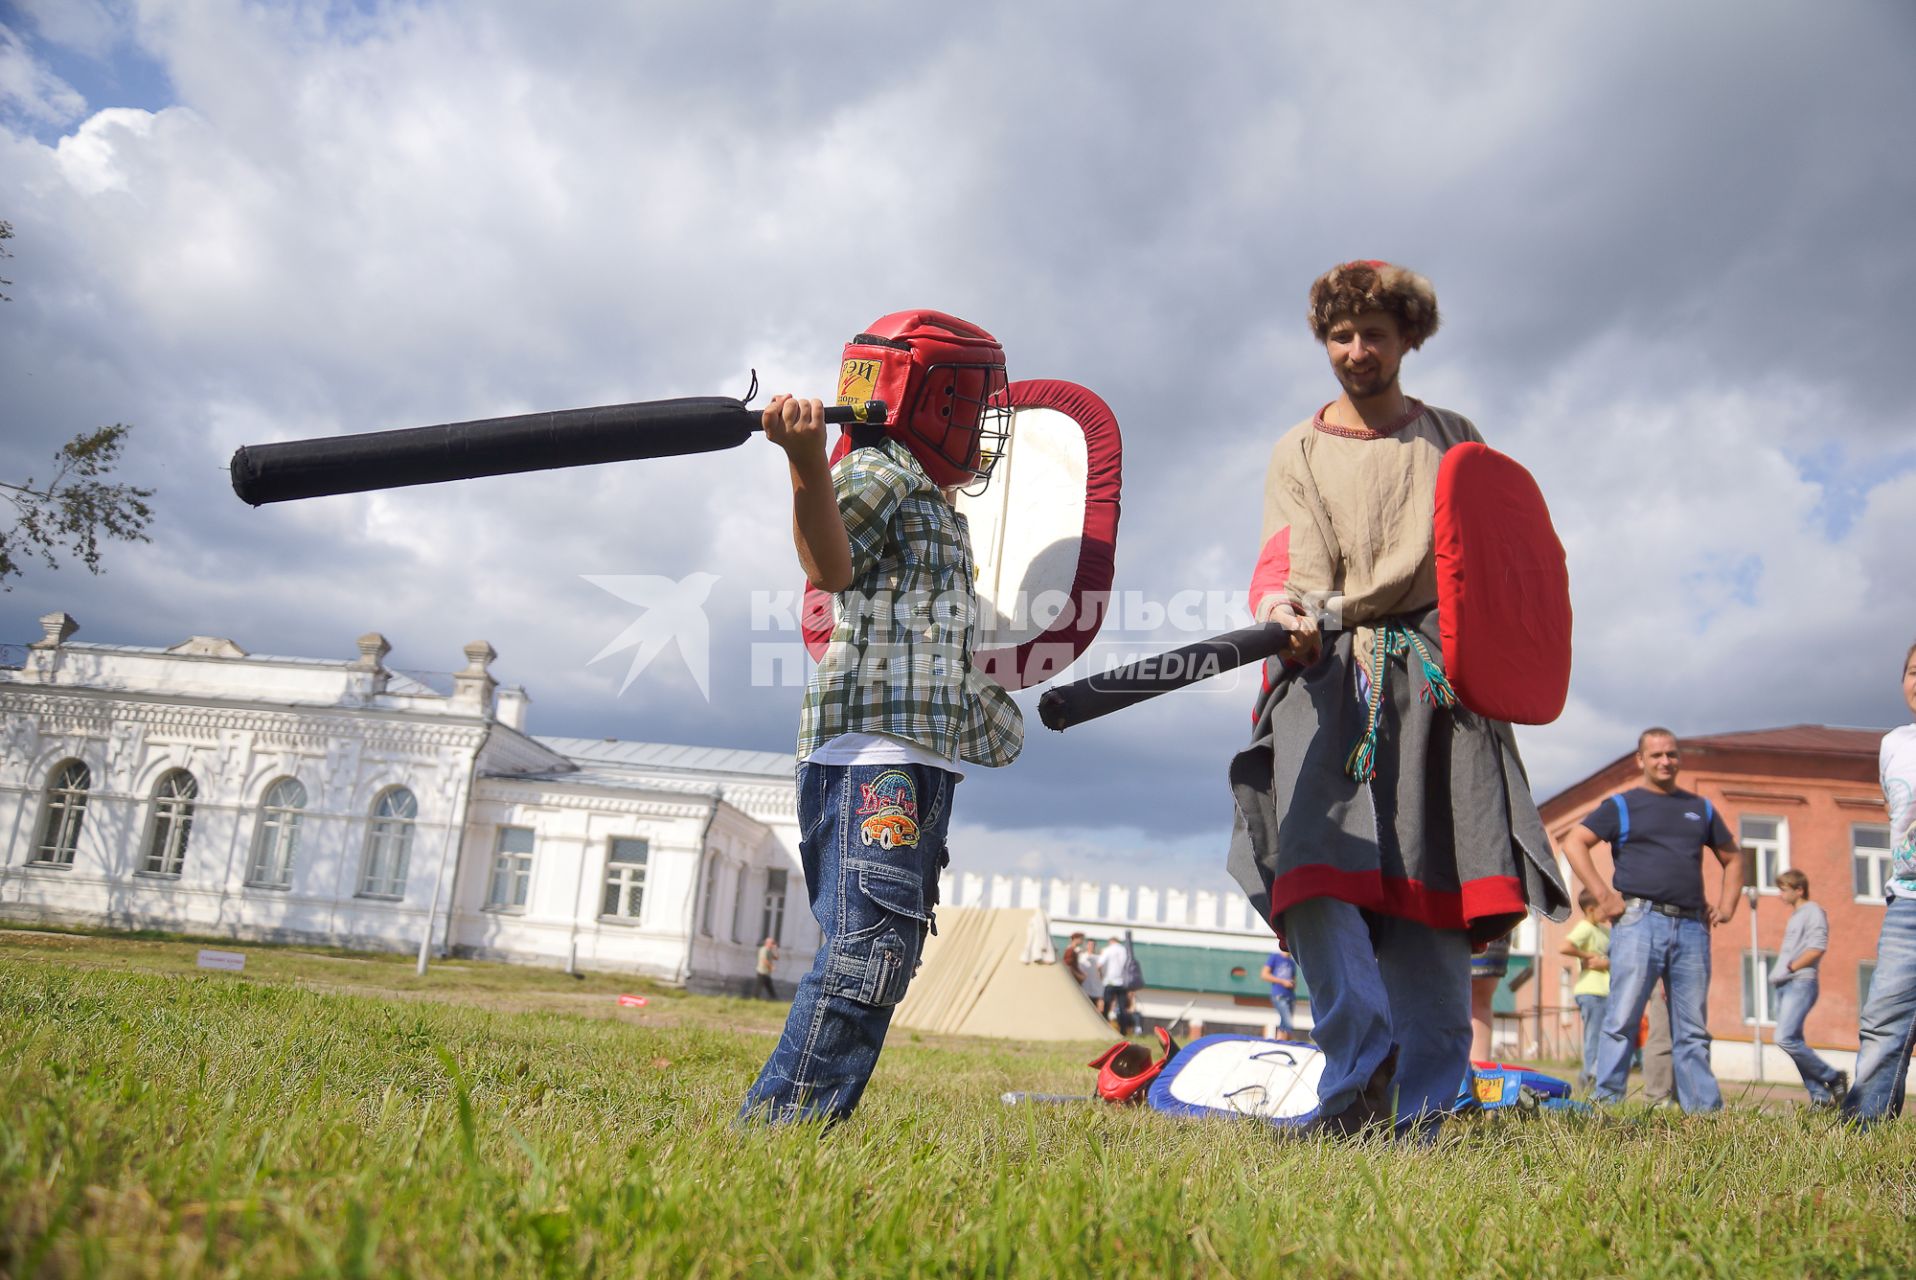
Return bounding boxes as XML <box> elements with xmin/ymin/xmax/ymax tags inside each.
<box><xmin>1230</xmin><ymin>261</ymin><xmax>1569</xmax><ymax>1136</ymax></box>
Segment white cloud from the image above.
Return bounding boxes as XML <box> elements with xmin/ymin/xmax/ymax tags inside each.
<box><xmin>50</xmin><ymin>104</ymin><xmax>156</xmax><ymax>193</ymax></box>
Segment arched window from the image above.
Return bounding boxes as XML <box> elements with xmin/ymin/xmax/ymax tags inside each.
<box><xmin>142</xmin><ymin>769</ymin><xmax>198</xmax><ymax>876</ymax></box>
<box><xmin>730</xmin><ymin>864</ymin><xmax>751</xmax><ymax>943</ymax></box>
<box><xmin>760</xmin><ymin>868</ymin><xmax>788</xmax><ymax>945</ymax></box>
<box><xmin>33</xmin><ymin>760</ymin><xmax>91</xmax><ymax>865</ymax></box>
<box><xmin>248</xmin><ymin>777</ymin><xmax>307</xmax><ymax>889</ymax></box>
<box><xmin>359</xmin><ymin>787</ymin><xmax>417</xmax><ymax>898</ymax></box>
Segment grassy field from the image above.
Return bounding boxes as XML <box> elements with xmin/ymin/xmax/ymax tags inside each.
<box><xmin>3</xmin><ymin>928</ymin><xmax>1914</xmax><ymax>1279</ymax></box>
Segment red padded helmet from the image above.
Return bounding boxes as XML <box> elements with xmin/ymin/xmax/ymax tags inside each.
<box><xmin>836</xmin><ymin>309</ymin><xmax>1010</xmax><ymax>490</ymax></box>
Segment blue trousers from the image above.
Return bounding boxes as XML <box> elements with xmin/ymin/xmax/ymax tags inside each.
<box><xmin>1591</xmin><ymin>904</ymin><xmax>1722</xmax><ymax>1112</ymax></box>
<box><xmin>1282</xmin><ymin>897</ymin><xmax>1471</xmax><ymax>1128</ymax></box>
<box><xmin>1842</xmin><ymin>896</ymin><xmax>1916</xmax><ymax>1124</ymax></box>
<box><xmin>1574</xmin><ymin>992</ymin><xmax>1607</xmax><ymax>1087</ymax></box>
<box><xmin>1772</xmin><ymin>973</ymin><xmax>1843</xmax><ymax>1102</ymax></box>
<box><xmin>739</xmin><ymin>761</ymin><xmax>954</xmax><ymax>1125</ymax></box>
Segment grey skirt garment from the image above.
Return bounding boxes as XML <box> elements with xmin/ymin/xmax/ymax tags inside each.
<box><xmin>1226</xmin><ymin>607</ymin><xmax>1570</xmax><ymax>946</ymax></box>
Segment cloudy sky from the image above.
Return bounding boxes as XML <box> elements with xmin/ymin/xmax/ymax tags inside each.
<box><xmin>4</xmin><ymin>0</ymin><xmax>1913</xmax><ymax>898</ymax></box>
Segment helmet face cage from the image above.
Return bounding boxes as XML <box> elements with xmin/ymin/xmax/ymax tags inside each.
<box><xmin>905</xmin><ymin>360</ymin><xmax>1010</xmax><ymax>493</ymax></box>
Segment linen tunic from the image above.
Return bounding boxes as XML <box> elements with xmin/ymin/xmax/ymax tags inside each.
<box><xmin>1228</xmin><ymin>401</ymin><xmax>1570</xmax><ymax>944</ymax></box>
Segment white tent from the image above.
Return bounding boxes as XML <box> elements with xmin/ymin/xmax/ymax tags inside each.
<box><xmin>893</xmin><ymin>907</ymin><xmax>1114</xmax><ymax>1040</ymax></box>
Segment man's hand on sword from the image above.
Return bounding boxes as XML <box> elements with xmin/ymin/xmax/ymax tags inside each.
<box><xmin>1268</xmin><ymin>600</ymin><xmax>1322</xmax><ymax>666</ymax></box>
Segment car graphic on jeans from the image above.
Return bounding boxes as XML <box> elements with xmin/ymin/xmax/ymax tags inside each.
<box><xmin>860</xmin><ymin>810</ymin><xmax>919</xmax><ymax>850</ymax></box>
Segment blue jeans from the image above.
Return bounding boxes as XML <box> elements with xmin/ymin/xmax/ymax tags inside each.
<box><xmin>1772</xmin><ymin>973</ymin><xmax>1843</xmax><ymax>1102</ymax></box>
<box><xmin>1591</xmin><ymin>904</ymin><xmax>1722</xmax><ymax>1112</ymax></box>
<box><xmin>739</xmin><ymin>761</ymin><xmax>955</xmax><ymax>1125</ymax></box>
<box><xmin>1282</xmin><ymin>897</ymin><xmax>1471</xmax><ymax>1130</ymax></box>
<box><xmin>1270</xmin><ymin>993</ymin><xmax>1296</xmax><ymax>1034</ymax></box>
<box><xmin>1574</xmin><ymin>992</ymin><xmax>1607</xmax><ymax>1086</ymax></box>
<box><xmin>1842</xmin><ymin>896</ymin><xmax>1916</xmax><ymax>1124</ymax></box>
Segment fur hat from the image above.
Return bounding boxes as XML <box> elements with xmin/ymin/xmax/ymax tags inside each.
<box><xmin>1307</xmin><ymin>260</ymin><xmax>1440</xmax><ymax>349</ymax></box>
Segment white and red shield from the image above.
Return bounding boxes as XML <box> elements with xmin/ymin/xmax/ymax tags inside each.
<box><xmin>801</xmin><ymin>379</ymin><xmax>1122</xmax><ymax>689</ymax></box>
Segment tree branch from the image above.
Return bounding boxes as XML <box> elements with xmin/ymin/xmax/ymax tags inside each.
<box><xmin>0</xmin><ymin>424</ymin><xmax>156</xmax><ymax>589</ymax></box>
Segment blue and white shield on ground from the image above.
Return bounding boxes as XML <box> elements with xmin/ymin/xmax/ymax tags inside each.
<box><xmin>1145</xmin><ymin>1035</ymin><xmax>1326</xmax><ymax>1129</ymax></box>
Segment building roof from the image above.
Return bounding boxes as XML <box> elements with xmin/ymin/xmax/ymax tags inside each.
<box><xmin>1679</xmin><ymin>725</ymin><xmax>1885</xmax><ymax>756</ymax></box>
<box><xmin>484</xmin><ymin>765</ymin><xmax>723</xmax><ymax>798</ymax></box>
<box><xmin>536</xmin><ymin>736</ymin><xmax>792</xmax><ymax>780</ymax></box>
<box><xmin>42</xmin><ymin>640</ymin><xmax>446</xmax><ymax>696</ymax></box>
<box><xmin>1539</xmin><ymin>723</ymin><xmax>1890</xmax><ymax>821</ymax></box>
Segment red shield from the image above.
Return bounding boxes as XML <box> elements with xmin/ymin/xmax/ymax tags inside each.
<box><xmin>1433</xmin><ymin>442</ymin><xmax>1572</xmax><ymax>725</ymax></box>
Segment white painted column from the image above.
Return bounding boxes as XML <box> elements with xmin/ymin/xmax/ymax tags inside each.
<box><xmin>1166</xmin><ymin>888</ymin><xmax>1190</xmax><ymax>926</ymax></box>
<box><xmin>1194</xmin><ymin>890</ymin><xmax>1219</xmax><ymax>930</ymax></box>
<box><xmin>1017</xmin><ymin>876</ymin><xmax>1041</xmax><ymax>910</ymax></box>
<box><xmin>1223</xmin><ymin>896</ymin><xmax>1249</xmax><ymax>932</ymax></box>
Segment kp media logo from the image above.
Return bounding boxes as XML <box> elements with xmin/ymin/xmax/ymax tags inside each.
<box><xmin>583</xmin><ymin>574</ymin><xmax>719</xmax><ymax>698</ymax></box>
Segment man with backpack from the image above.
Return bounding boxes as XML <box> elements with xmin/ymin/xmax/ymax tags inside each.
<box><xmin>1559</xmin><ymin>728</ymin><xmax>1744</xmax><ymax>1113</ymax></box>
<box><xmin>1098</xmin><ymin>933</ymin><xmax>1146</xmax><ymax>1035</ymax></box>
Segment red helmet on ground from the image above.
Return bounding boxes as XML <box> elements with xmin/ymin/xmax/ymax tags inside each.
<box><xmin>836</xmin><ymin>310</ymin><xmax>1010</xmax><ymax>490</ymax></box>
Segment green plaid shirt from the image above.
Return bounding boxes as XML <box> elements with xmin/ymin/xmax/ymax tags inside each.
<box><xmin>796</xmin><ymin>438</ymin><xmax>1024</xmax><ymax>768</ymax></box>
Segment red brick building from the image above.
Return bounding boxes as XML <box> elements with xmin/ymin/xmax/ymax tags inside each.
<box><xmin>1537</xmin><ymin>725</ymin><xmax>1894</xmax><ymax>1059</ymax></box>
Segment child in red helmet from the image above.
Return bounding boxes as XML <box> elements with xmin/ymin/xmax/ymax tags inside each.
<box><xmin>739</xmin><ymin>311</ymin><xmax>1023</xmax><ymax>1125</ymax></box>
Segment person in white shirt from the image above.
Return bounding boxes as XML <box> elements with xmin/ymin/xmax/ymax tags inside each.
<box><xmin>1098</xmin><ymin>936</ymin><xmax>1132</xmax><ymax>1031</ymax></box>
<box><xmin>1843</xmin><ymin>640</ymin><xmax>1916</xmax><ymax>1124</ymax></box>
<box><xmin>1063</xmin><ymin>933</ymin><xmax>1101</xmax><ymax>1007</ymax></box>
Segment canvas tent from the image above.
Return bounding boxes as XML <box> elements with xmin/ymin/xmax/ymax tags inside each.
<box><xmin>892</xmin><ymin>907</ymin><xmax>1114</xmax><ymax>1040</ymax></box>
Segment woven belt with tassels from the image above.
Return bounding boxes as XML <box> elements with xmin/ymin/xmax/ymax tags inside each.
<box><xmin>1344</xmin><ymin>621</ymin><xmax>1458</xmax><ymax>783</ymax></box>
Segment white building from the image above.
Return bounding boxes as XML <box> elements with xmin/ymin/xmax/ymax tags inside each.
<box><xmin>0</xmin><ymin>612</ymin><xmax>810</xmax><ymax>993</ymax></box>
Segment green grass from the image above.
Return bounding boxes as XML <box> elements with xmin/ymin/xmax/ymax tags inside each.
<box><xmin>3</xmin><ymin>931</ymin><xmax>1913</xmax><ymax>1278</ymax></box>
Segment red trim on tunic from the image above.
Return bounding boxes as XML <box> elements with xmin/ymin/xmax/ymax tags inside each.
<box><xmin>1311</xmin><ymin>398</ymin><xmax>1426</xmax><ymax>440</ymax></box>
<box><xmin>1264</xmin><ymin>866</ymin><xmax>1525</xmax><ymax>933</ymax></box>
<box><xmin>1460</xmin><ymin>874</ymin><xmax>1526</xmax><ymax>922</ymax></box>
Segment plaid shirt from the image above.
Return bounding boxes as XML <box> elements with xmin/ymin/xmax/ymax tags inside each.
<box><xmin>796</xmin><ymin>438</ymin><xmax>1024</xmax><ymax>768</ymax></box>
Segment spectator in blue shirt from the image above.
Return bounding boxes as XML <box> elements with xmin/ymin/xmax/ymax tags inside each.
<box><xmin>1261</xmin><ymin>944</ymin><xmax>1299</xmax><ymax>1041</ymax></box>
<box><xmin>1559</xmin><ymin>727</ymin><xmax>1744</xmax><ymax>1114</ymax></box>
